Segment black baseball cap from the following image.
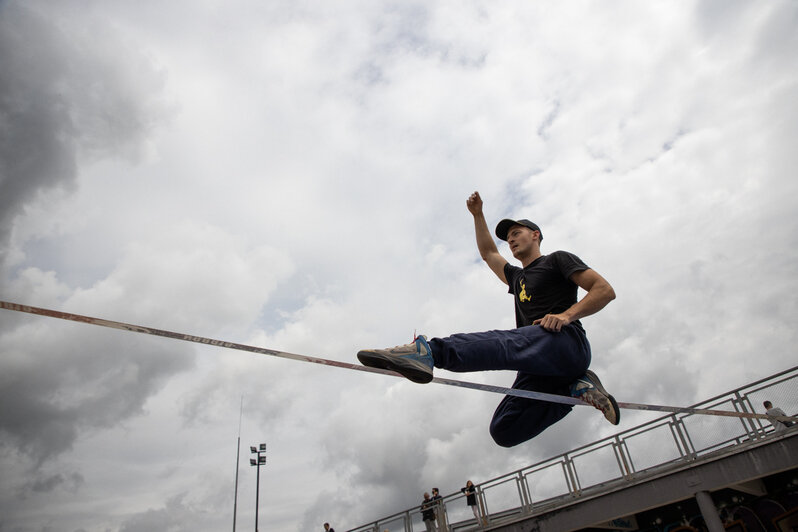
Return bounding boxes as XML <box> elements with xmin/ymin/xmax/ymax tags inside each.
<box><xmin>495</xmin><ymin>218</ymin><xmax>543</xmax><ymax>241</ymax></box>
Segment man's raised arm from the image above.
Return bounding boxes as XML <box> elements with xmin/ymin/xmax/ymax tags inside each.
<box><xmin>467</xmin><ymin>191</ymin><xmax>508</xmax><ymax>285</ymax></box>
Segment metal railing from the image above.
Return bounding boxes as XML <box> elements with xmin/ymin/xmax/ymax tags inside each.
<box><xmin>348</xmin><ymin>365</ymin><xmax>798</xmax><ymax>532</ymax></box>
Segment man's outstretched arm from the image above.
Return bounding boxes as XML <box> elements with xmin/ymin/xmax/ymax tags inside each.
<box><xmin>467</xmin><ymin>191</ymin><xmax>508</xmax><ymax>285</ymax></box>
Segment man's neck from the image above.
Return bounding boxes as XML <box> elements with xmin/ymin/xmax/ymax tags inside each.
<box><xmin>519</xmin><ymin>249</ymin><xmax>543</xmax><ymax>268</ymax></box>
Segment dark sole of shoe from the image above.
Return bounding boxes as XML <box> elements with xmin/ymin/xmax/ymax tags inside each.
<box><xmin>585</xmin><ymin>370</ymin><xmax>621</xmax><ymax>425</ymax></box>
<box><xmin>357</xmin><ymin>350</ymin><xmax>433</xmax><ymax>384</ymax></box>
<box><xmin>605</xmin><ymin>393</ymin><xmax>621</xmax><ymax>425</ymax></box>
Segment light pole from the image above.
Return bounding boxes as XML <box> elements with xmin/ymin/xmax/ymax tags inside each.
<box><xmin>233</xmin><ymin>397</ymin><xmax>243</xmax><ymax>532</ymax></box>
<box><xmin>249</xmin><ymin>443</ymin><xmax>267</xmax><ymax>532</ymax></box>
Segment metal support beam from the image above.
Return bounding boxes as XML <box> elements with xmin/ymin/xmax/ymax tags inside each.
<box><xmin>729</xmin><ymin>478</ymin><xmax>767</xmax><ymax>496</ymax></box>
<box><xmin>695</xmin><ymin>491</ymin><xmax>724</xmax><ymax>532</ymax></box>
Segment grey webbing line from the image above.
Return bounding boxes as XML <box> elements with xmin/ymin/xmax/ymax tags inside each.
<box><xmin>1</xmin><ymin>300</ymin><xmax>795</xmax><ymax>423</ymax></box>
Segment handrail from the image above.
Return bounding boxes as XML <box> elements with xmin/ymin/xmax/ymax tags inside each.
<box><xmin>347</xmin><ymin>365</ymin><xmax>798</xmax><ymax>532</ymax></box>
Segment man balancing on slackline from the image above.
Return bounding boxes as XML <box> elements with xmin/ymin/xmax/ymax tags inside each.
<box><xmin>358</xmin><ymin>191</ymin><xmax>620</xmax><ymax>447</ymax></box>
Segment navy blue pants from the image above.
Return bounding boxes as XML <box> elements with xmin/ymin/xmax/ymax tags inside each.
<box><xmin>428</xmin><ymin>324</ymin><xmax>591</xmax><ymax>447</ymax></box>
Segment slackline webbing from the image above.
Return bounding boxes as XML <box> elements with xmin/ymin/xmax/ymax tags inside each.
<box><xmin>1</xmin><ymin>300</ymin><xmax>795</xmax><ymax>424</ymax></box>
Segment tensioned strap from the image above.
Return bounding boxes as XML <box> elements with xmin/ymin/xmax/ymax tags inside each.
<box><xmin>1</xmin><ymin>300</ymin><xmax>795</xmax><ymax>423</ymax></box>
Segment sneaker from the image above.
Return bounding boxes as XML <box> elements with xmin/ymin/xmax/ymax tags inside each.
<box><xmin>357</xmin><ymin>335</ymin><xmax>434</xmax><ymax>384</ymax></box>
<box><xmin>570</xmin><ymin>370</ymin><xmax>620</xmax><ymax>425</ymax></box>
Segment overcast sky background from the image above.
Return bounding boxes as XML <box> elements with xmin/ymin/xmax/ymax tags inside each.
<box><xmin>1</xmin><ymin>0</ymin><xmax>797</xmax><ymax>531</ymax></box>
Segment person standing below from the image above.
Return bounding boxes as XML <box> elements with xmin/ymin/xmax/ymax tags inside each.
<box><xmin>322</xmin><ymin>523</ymin><xmax>335</xmax><ymax>532</ymax></box>
<box><xmin>358</xmin><ymin>191</ymin><xmax>620</xmax><ymax>447</ymax></box>
<box><xmin>461</xmin><ymin>480</ymin><xmax>479</xmax><ymax>521</ymax></box>
<box><xmin>431</xmin><ymin>487</ymin><xmax>445</xmax><ymax>530</ymax></box>
<box><xmin>763</xmin><ymin>400</ymin><xmax>793</xmax><ymax>432</ymax></box>
<box><xmin>421</xmin><ymin>492</ymin><xmax>436</xmax><ymax>532</ymax></box>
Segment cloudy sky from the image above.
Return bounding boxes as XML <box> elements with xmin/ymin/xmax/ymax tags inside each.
<box><xmin>1</xmin><ymin>0</ymin><xmax>797</xmax><ymax>530</ymax></box>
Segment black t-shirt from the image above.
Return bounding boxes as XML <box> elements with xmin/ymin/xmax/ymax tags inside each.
<box><xmin>504</xmin><ymin>251</ymin><xmax>589</xmax><ymax>330</ymax></box>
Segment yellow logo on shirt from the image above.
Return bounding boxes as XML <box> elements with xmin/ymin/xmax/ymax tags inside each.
<box><xmin>519</xmin><ymin>278</ymin><xmax>532</xmax><ymax>302</ymax></box>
